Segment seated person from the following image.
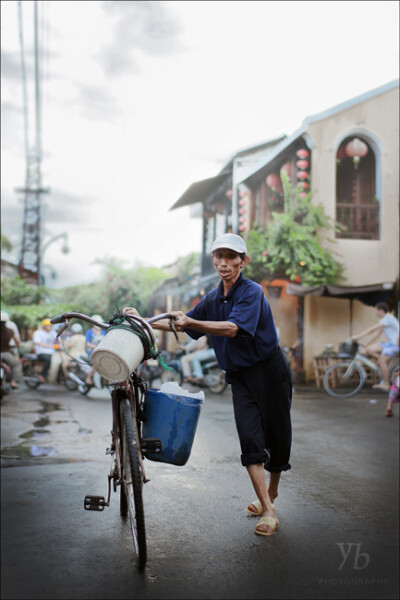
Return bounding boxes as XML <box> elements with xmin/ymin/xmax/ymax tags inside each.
<box><xmin>179</xmin><ymin>335</ymin><xmax>208</xmax><ymax>382</ymax></box>
<box><xmin>32</xmin><ymin>319</ymin><xmax>56</xmax><ymax>383</ymax></box>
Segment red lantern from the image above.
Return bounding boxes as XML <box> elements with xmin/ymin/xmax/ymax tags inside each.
<box><xmin>239</xmin><ymin>198</ymin><xmax>247</xmax><ymax>206</ymax></box>
<box><xmin>345</xmin><ymin>138</ymin><xmax>368</xmax><ymax>169</ymax></box>
<box><xmin>239</xmin><ymin>216</ymin><xmax>245</xmax><ymax>223</ymax></box>
<box><xmin>281</xmin><ymin>162</ymin><xmax>292</xmax><ymax>177</ymax></box>
<box><xmin>296</xmin><ymin>171</ymin><xmax>308</xmax><ymax>180</ymax></box>
<box><xmin>297</xmin><ymin>181</ymin><xmax>308</xmax><ymax>189</ymax></box>
<box><xmin>299</xmin><ymin>192</ymin><xmax>307</xmax><ymax>198</ymax></box>
<box><xmin>239</xmin><ymin>224</ymin><xmax>246</xmax><ymax>232</ymax></box>
<box><xmin>296</xmin><ymin>160</ymin><xmax>309</xmax><ymax>170</ymax></box>
<box><xmin>239</xmin><ymin>207</ymin><xmax>246</xmax><ymax>214</ymax></box>
<box><xmin>296</xmin><ymin>149</ymin><xmax>309</xmax><ymax>159</ymax></box>
<box><xmin>265</xmin><ymin>173</ymin><xmax>281</xmax><ymax>189</ymax></box>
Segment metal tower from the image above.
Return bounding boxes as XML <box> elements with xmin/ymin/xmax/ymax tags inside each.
<box><xmin>17</xmin><ymin>1</ymin><xmax>49</xmax><ymax>283</ymax></box>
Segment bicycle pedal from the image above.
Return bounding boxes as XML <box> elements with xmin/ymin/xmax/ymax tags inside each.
<box><xmin>84</xmin><ymin>495</ymin><xmax>108</xmax><ymax>511</ymax></box>
<box><xmin>141</xmin><ymin>438</ymin><xmax>162</xmax><ymax>454</ymax></box>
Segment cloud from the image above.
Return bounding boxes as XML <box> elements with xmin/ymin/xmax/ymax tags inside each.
<box><xmin>99</xmin><ymin>0</ymin><xmax>183</xmax><ymax>76</ymax></box>
<box><xmin>41</xmin><ymin>188</ymin><xmax>98</xmax><ymax>228</ymax></box>
<box><xmin>75</xmin><ymin>83</ymin><xmax>120</xmax><ymax>121</ymax></box>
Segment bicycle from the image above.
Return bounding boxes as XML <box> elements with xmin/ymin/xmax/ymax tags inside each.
<box><xmin>50</xmin><ymin>311</ymin><xmax>178</xmax><ymax>571</ymax></box>
<box><xmin>322</xmin><ymin>340</ymin><xmax>399</xmax><ymax>398</ymax></box>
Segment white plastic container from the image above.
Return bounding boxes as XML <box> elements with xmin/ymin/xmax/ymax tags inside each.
<box><xmin>91</xmin><ymin>324</ymin><xmax>154</xmax><ymax>382</ymax></box>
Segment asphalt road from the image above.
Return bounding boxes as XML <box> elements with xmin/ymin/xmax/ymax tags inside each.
<box><xmin>1</xmin><ymin>381</ymin><xmax>399</xmax><ymax>600</ymax></box>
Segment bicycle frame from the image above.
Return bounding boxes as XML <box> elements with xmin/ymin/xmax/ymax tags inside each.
<box><xmin>342</xmin><ymin>351</ymin><xmax>380</xmax><ymax>380</ymax></box>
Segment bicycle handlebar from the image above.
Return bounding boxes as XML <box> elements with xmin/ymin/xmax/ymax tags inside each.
<box><xmin>50</xmin><ymin>311</ymin><xmax>179</xmax><ymax>339</ymax></box>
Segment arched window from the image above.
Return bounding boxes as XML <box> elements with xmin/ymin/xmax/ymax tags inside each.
<box><xmin>336</xmin><ymin>136</ymin><xmax>379</xmax><ymax>239</ymax></box>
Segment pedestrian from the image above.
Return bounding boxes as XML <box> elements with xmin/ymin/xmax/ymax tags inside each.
<box><xmin>1</xmin><ymin>309</ymin><xmax>21</xmax><ymax>354</ymax></box>
<box><xmin>32</xmin><ymin>319</ymin><xmax>56</xmax><ymax>383</ymax></box>
<box><xmin>123</xmin><ymin>233</ymin><xmax>292</xmax><ymax>537</ymax></box>
<box><xmin>1</xmin><ymin>311</ymin><xmax>22</xmax><ymax>388</ymax></box>
<box><xmin>351</xmin><ymin>302</ymin><xmax>399</xmax><ymax>392</ymax></box>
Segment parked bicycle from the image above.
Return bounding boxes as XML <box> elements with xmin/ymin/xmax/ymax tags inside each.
<box><xmin>323</xmin><ymin>340</ymin><xmax>399</xmax><ymax>398</ymax></box>
<box><xmin>50</xmin><ymin>311</ymin><xmax>180</xmax><ymax>572</ymax></box>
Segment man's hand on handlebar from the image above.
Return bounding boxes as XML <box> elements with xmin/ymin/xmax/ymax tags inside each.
<box><xmin>170</xmin><ymin>311</ymin><xmax>189</xmax><ymax>332</ymax></box>
<box><xmin>122</xmin><ymin>307</ymin><xmax>142</xmax><ymax>318</ymax></box>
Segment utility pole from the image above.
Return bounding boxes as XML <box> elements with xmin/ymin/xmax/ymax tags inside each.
<box><xmin>17</xmin><ymin>1</ymin><xmax>49</xmax><ymax>283</ymax></box>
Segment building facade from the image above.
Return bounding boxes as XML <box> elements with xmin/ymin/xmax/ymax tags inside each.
<box><xmin>168</xmin><ymin>80</ymin><xmax>399</xmax><ymax>381</ymax></box>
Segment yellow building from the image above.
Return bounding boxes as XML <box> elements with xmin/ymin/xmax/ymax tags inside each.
<box><xmin>169</xmin><ymin>80</ymin><xmax>399</xmax><ymax>382</ymax></box>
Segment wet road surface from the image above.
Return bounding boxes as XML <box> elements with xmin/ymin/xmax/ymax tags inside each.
<box><xmin>1</xmin><ymin>383</ymin><xmax>399</xmax><ymax>599</ymax></box>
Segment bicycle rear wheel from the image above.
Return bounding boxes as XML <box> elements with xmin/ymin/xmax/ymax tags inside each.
<box><xmin>323</xmin><ymin>361</ymin><xmax>365</xmax><ymax>398</ymax></box>
<box><xmin>119</xmin><ymin>397</ymin><xmax>146</xmax><ymax>571</ymax></box>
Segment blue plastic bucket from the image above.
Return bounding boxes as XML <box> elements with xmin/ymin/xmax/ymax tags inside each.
<box><xmin>142</xmin><ymin>389</ymin><xmax>204</xmax><ymax>466</ymax></box>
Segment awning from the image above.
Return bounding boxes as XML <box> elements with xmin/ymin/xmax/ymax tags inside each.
<box><xmin>286</xmin><ymin>282</ymin><xmax>395</xmax><ymax>306</ymax></box>
<box><xmin>170</xmin><ymin>173</ymin><xmax>231</xmax><ymax>211</ymax></box>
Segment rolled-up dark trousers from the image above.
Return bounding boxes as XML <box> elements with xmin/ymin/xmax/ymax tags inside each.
<box><xmin>226</xmin><ymin>347</ymin><xmax>292</xmax><ymax>473</ymax></box>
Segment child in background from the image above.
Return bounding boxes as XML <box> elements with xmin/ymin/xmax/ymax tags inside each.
<box><xmin>384</xmin><ymin>369</ymin><xmax>399</xmax><ymax>417</ymax></box>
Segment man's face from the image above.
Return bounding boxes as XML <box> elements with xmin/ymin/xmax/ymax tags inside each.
<box><xmin>211</xmin><ymin>248</ymin><xmax>248</xmax><ymax>284</ymax></box>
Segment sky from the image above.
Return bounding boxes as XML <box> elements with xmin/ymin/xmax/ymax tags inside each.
<box><xmin>1</xmin><ymin>0</ymin><xmax>399</xmax><ymax>288</ymax></box>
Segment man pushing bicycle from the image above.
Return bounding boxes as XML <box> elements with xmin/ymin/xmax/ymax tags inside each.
<box><xmin>123</xmin><ymin>233</ymin><xmax>292</xmax><ymax>537</ymax></box>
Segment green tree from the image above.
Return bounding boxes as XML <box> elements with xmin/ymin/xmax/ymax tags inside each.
<box><xmin>245</xmin><ymin>172</ymin><xmax>345</xmax><ymax>285</ymax></box>
<box><xmin>78</xmin><ymin>257</ymin><xmax>169</xmax><ymax>319</ymax></box>
<box><xmin>1</xmin><ymin>276</ymin><xmax>47</xmax><ymax>305</ymax></box>
<box><xmin>1</xmin><ymin>231</ymin><xmax>13</xmax><ymax>252</ymax></box>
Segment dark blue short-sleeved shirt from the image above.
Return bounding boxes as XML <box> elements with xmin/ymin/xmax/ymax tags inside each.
<box><xmin>185</xmin><ymin>273</ymin><xmax>278</xmax><ymax>372</ymax></box>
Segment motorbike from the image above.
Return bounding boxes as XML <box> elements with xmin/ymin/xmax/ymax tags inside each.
<box><xmin>160</xmin><ymin>350</ymin><xmax>227</xmax><ymax>394</ymax></box>
<box><xmin>137</xmin><ymin>350</ymin><xmax>173</xmax><ymax>388</ymax></box>
<box><xmin>67</xmin><ymin>353</ymin><xmax>111</xmax><ymax>395</ymax></box>
<box><xmin>1</xmin><ymin>360</ymin><xmax>11</xmax><ymax>399</ymax></box>
<box><xmin>21</xmin><ymin>351</ymin><xmax>79</xmax><ymax>391</ymax></box>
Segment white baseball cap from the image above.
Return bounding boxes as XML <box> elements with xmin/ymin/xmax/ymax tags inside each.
<box><xmin>211</xmin><ymin>233</ymin><xmax>247</xmax><ymax>255</ymax></box>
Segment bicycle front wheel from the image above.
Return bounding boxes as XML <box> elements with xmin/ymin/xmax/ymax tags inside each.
<box><xmin>323</xmin><ymin>361</ymin><xmax>365</xmax><ymax>398</ymax></box>
<box><xmin>119</xmin><ymin>397</ymin><xmax>146</xmax><ymax>571</ymax></box>
<box><xmin>23</xmin><ymin>364</ymin><xmax>40</xmax><ymax>389</ymax></box>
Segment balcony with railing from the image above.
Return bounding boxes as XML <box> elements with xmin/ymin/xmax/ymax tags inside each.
<box><xmin>336</xmin><ymin>202</ymin><xmax>380</xmax><ymax>240</ymax></box>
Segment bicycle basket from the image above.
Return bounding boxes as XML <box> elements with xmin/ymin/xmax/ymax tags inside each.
<box><xmin>338</xmin><ymin>340</ymin><xmax>358</xmax><ymax>356</ymax></box>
